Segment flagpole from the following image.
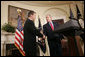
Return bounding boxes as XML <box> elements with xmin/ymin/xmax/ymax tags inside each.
<box><xmin>73</xmin><ymin>1</ymin><xmax>77</xmax><ymax>19</ymax></box>
<box><xmin>14</xmin><ymin>9</ymin><xmax>25</xmax><ymax>56</ymax></box>
<box><xmin>69</xmin><ymin>4</ymin><xmax>71</xmax><ymax>19</ymax></box>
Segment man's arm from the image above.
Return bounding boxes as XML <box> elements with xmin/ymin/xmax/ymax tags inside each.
<box><xmin>59</xmin><ymin>34</ymin><xmax>64</xmax><ymax>40</ymax></box>
<box><xmin>27</xmin><ymin>21</ymin><xmax>43</xmax><ymax>38</ymax></box>
<box><xmin>43</xmin><ymin>25</ymin><xmax>47</xmax><ymax>36</ymax></box>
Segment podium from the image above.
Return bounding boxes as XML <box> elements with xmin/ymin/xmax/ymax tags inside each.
<box><xmin>54</xmin><ymin>19</ymin><xmax>83</xmax><ymax>56</ymax></box>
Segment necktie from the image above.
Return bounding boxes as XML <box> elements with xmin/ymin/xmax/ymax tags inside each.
<box><xmin>50</xmin><ymin>22</ymin><xmax>54</xmax><ymax>31</ymax></box>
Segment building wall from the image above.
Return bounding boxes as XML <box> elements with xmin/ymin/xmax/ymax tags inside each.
<box><xmin>1</xmin><ymin>1</ymin><xmax>84</xmax><ymax>28</ymax></box>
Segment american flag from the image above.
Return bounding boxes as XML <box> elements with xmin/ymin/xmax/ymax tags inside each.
<box><xmin>14</xmin><ymin>15</ymin><xmax>25</xmax><ymax>56</ymax></box>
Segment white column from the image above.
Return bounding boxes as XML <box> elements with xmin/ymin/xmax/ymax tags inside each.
<box><xmin>1</xmin><ymin>34</ymin><xmax>6</xmax><ymax>56</ymax></box>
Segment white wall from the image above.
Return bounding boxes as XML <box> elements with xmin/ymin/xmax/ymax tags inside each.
<box><xmin>1</xmin><ymin>1</ymin><xmax>84</xmax><ymax>28</ymax></box>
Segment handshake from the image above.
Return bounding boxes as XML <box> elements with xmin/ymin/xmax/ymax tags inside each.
<box><xmin>40</xmin><ymin>30</ymin><xmax>46</xmax><ymax>40</ymax></box>
<box><xmin>43</xmin><ymin>35</ymin><xmax>46</xmax><ymax>39</ymax></box>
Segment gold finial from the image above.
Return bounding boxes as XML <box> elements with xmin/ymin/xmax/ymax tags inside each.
<box><xmin>17</xmin><ymin>9</ymin><xmax>21</xmax><ymax>12</ymax></box>
<box><xmin>17</xmin><ymin>9</ymin><xmax>22</xmax><ymax>16</ymax></box>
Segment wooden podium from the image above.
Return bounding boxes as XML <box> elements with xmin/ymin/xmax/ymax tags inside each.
<box><xmin>54</xmin><ymin>19</ymin><xmax>83</xmax><ymax>56</ymax></box>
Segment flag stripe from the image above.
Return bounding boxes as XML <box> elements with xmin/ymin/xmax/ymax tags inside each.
<box><xmin>15</xmin><ymin>42</ymin><xmax>25</xmax><ymax>56</ymax></box>
<box><xmin>15</xmin><ymin>41</ymin><xmax>23</xmax><ymax>51</ymax></box>
<box><xmin>15</xmin><ymin>33</ymin><xmax>21</xmax><ymax>41</ymax></box>
<box><xmin>15</xmin><ymin>32</ymin><xmax>23</xmax><ymax>48</ymax></box>
<box><xmin>15</xmin><ymin>38</ymin><xmax>23</xmax><ymax>50</ymax></box>
<box><xmin>16</xmin><ymin>30</ymin><xmax>24</xmax><ymax>41</ymax></box>
<box><xmin>16</xmin><ymin>29</ymin><xmax>23</xmax><ymax>40</ymax></box>
<box><xmin>15</xmin><ymin>36</ymin><xmax>23</xmax><ymax>48</ymax></box>
<box><xmin>15</xmin><ymin>29</ymin><xmax>25</xmax><ymax>56</ymax></box>
<box><xmin>16</xmin><ymin>29</ymin><xmax>23</xmax><ymax>38</ymax></box>
<box><xmin>21</xmin><ymin>31</ymin><xmax>24</xmax><ymax>36</ymax></box>
<box><xmin>20</xmin><ymin>31</ymin><xmax>24</xmax><ymax>39</ymax></box>
<box><xmin>15</xmin><ymin>32</ymin><xmax>23</xmax><ymax>44</ymax></box>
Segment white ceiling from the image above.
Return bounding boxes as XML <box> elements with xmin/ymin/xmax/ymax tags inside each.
<box><xmin>17</xmin><ymin>1</ymin><xmax>83</xmax><ymax>7</ymax></box>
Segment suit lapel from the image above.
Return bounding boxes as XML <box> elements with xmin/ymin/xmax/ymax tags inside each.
<box><xmin>53</xmin><ymin>22</ymin><xmax>59</xmax><ymax>30</ymax></box>
<box><xmin>46</xmin><ymin>22</ymin><xmax>58</xmax><ymax>31</ymax></box>
<box><xmin>53</xmin><ymin>22</ymin><xmax>56</xmax><ymax>30</ymax></box>
<box><xmin>47</xmin><ymin>22</ymin><xmax>53</xmax><ymax>31</ymax></box>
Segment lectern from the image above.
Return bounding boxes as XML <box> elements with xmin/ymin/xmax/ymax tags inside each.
<box><xmin>54</xmin><ymin>19</ymin><xmax>83</xmax><ymax>56</ymax></box>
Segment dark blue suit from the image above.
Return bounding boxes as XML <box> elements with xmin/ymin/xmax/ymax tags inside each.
<box><xmin>23</xmin><ymin>19</ymin><xmax>43</xmax><ymax>56</ymax></box>
<box><xmin>43</xmin><ymin>21</ymin><xmax>63</xmax><ymax>56</ymax></box>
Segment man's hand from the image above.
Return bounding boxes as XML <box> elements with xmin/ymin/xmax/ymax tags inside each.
<box><xmin>43</xmin><ymin>35</ymin><xmax>46</xmax><ymax>39</ymax></box>
<box><xmin>40</xmin><ymin>30</ymin><xmax>43</xmax><ymax>34</ymax></box>
<box><xmin>39</xmin><ymin>30</ymin><xmax>46</xmax><ymax>39</ymax></box>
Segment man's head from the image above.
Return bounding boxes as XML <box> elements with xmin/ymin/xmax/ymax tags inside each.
<box><xmin>46</xmin><ymin>14</ymin><xmax>52</xmax><ymax>22</ymax></box>
<box><xmin>28</xmin><ymin>10</ymin><xmax>36</xmax><ymax>21</ymax></box>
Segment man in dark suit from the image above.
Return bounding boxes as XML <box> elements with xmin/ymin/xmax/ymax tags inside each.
<box><xmin>23</xmin><ymin>11</ymin><xmax>45</xmax><ymax>56</ymax></box>
<box><xmin>43</xmin><ymin>15</ymin><xmax>64</xmax><ymax>56</ymax></box>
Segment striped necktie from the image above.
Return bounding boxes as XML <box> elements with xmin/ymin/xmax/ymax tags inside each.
<box><xmin>49</xmin><ymin>22</ymin><xmax>54</xmax><ymax>31</ymax></box>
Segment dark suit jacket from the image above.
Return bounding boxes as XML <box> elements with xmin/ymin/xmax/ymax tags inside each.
<box><xmin>43</xmin><ymin>21</ymin><xmax>63</xmax><ymax>43</ymax></box>
<box><xmin>43</xmin><ymin>21</ymin><xmax>64</xmax><ymax>56</ymax></box>
<box><xmin>23</xmin><ymin>19</ymin><xmax>43</xmax><ymax>53</ymax></box>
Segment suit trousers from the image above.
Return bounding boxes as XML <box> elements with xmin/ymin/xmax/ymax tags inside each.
<box><xmin>48</xmin><ymin>41</ymin><xmax>62</xmax><ymax>56</ymax></box>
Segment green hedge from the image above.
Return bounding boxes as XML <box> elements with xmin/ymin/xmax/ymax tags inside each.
<box><xmin>2</xmin><ymin>23</ymin><xmax>15</xmax><ymax>33</ymax></box>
